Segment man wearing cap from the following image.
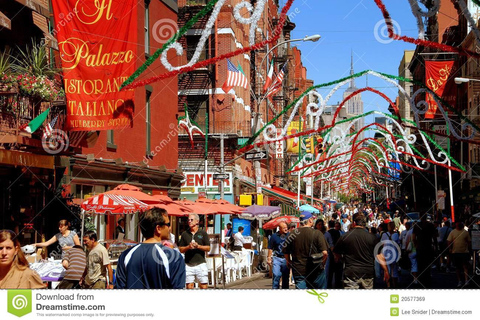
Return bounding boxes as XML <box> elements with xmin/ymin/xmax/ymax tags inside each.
<box><xmin>267</xmin><ymin>222</ymin><xmax>290</xmax><ymax>289</ymax></box>
<box><xmin>334</xmin><ymin>212</ymin><xmax>390</xmax><ymax>289</ymax></box>
<box><xmin>283</xmin><ymin>212</ymin><xmax>328</xmax><ymax>289</ymax></box>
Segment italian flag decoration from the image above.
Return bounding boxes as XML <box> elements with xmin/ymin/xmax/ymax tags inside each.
<box><xmin>263</xmin><ymin>59</ymin><xmax>274</xmax><ymax>92</ymax></box>
<box><xmin>21</xmin><ymin>108</ymin><xmax>50</xmax><ymax>133</ymax></box>
<box><xmin>178</xmin><ymin>104</ymin><xmax>205</xmax><ymax>147</ymax></box>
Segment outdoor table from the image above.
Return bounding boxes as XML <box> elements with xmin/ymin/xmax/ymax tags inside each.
<box><xmin>30</xmin><ymin>260</ymin><xmax>65</xmax><ymax>288</ymax></box>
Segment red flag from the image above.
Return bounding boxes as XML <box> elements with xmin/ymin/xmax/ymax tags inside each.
<box><xmin>425</xmin><ymin>60</ymin><xmax>456</xmax><ymax>119</ymax></box>
<box><xmin>222</xmin><ymin>59</ymin><xmax>248</xmax><ymax>94</ymax></box>
<box><xmin>43</xmin><ymin>115</ymin><xmax>58</xmax><ymax>139</ymax></box>
<box><xmin>263</xmin><ymin>59</ymin><xmax>274</xmax><ymax>92</ymax></box>
<box><xmin>265</xmin><ymin>63</ymin><xmax>286</xmax><ymax>98</ymax></box>
<box><xmin>51</xmin><ymin>0</ymin><xmax>138</xmax><ymax>131</ymax></box>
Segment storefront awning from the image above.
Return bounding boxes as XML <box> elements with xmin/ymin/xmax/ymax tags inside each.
<box><xmin>82</xmin><ymin>193</ymin><xmax>149</xmax><ymax>215</ymax></box>
<box><xmin>238</xmin><ymin>179</ymin><xmax>322</xmax><ymax>206</ymax></box>
<box><xmin>0</xmin><ymin>10</ymin><xmax>11</xmax><ymax>30</ymax></box>
<box><xmin>261</xmin><ymin>186</ymin><xmax>298</xmax><ymax>204</ymax></box>
<box><xmin>0</xmin><ymin>149</ymin><xmax>54</xmax><ymax>170</ymax></box>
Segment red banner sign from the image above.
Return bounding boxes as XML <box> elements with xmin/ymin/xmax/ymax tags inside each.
<box><xmin>425</xmin><ymin>60</ymin><xmax>456</xmax><ymax>119</ymax></box>
<box><xmin>51</xmin><ymin>0</ymin><xmax>137</xmax><ymax>131</ymax></box>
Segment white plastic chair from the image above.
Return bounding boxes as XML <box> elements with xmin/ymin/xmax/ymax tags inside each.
<box><xmin>206</xmin><ymin>258</ymin><xmax>215</xmax><ymax>285</ymax></box>
<box><xmin>244</xmin><ymin>249</ymin><xmax>255</xmax><ymax>277</ymax></box>
<box><xmin>225</xmin><ymin>256</ymin><xmax>237</xmax><ymax>282</ymax></box>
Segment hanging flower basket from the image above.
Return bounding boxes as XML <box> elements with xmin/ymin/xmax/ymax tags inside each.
<box><xmin>0</xmin><ymin>72</ymin><xmax>64</xmax><ymax>101</ymax></box>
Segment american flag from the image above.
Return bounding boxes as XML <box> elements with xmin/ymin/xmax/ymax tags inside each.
<box><xmin>43</xmin><ymin>115</ymin><xmax>58</xmax><ymax>139</ymax></box>
<box><xmin>222</xmin><ymin>59</ymin><xmax>248</xmax><ymax>94</ymax></box>
<box><xmin>265</xmin><ymin>63</ymin><xmax>286</xmax><ymax>98</ymax></box>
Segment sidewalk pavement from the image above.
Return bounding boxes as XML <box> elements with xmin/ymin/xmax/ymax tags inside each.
<box><xmin>226</xmin><ymin>272</ymin><xmax>295</xmax><ymax>289</ymax></box>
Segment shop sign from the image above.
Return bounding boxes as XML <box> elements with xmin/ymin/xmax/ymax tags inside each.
<box><xmin>51</xmin><ymin>0</ymin><xmax>138</xmax><ymax>131</ymax></box>
<box><xmin>437</xmin><ymin>190</ymin><xmax>445</xmax><ymax>210</ymax></box>
<box><xmin>181</xmin><ymin>172</ymin><xmax>232</xmax><ymax>194</ymax></box>
<box><xmin>0</xmin><ymin>149</ymin><xmax>54</xmax><ymax>169</ymax></box>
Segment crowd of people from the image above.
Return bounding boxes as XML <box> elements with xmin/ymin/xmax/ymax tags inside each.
<box><xmin>0</xmin><ymin>203</ymin><xmax>478</xmax><ymax>290</ymax></box>
<box><xmin>265</xmin><ymin>203</ymin><xmax>477</xmax><ymax>289</ymax></box>
<box><xmin>0</xmin><ymin>210</ymin><xmax>206</xmax><ymax>289</ymax></box>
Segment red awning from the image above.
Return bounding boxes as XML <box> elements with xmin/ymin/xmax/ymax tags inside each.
<box><xmin>150</xmin><ymin>195</ymin><xmax>193</xmax><ymax>216</ymax></box>
<box><xmin>195</xmin><ymin>198</ymin><xmax>236</xmax><ymax>214</ymax></box>
<box><xmin>105</xmin><ymin>184</ymin><xmax>160</xmax><ymax>204</ymax></box>
<box><xmin>82</xmin><ymin>194</ymin><xmax>149</xmax><ymax>214</ymax></box>
<box><xmin>175</xmin><ymin>199</ymin><xmax>216</xmax><ymax>215</ymax></box>
<box><xmin>214</xmin><ymin>199</ymin><xmax>245</xmax><ymax>213</ymax></box>
<box><xmin>148</xmin><ymin>203</ymin><xmax>192</xmax><ymax>216</ymax></box>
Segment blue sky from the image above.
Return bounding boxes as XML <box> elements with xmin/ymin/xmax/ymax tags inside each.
<box><xmin>283</xmin><ymin>0</ymin><xmax>420</xmax><ymax>121</ymax></box>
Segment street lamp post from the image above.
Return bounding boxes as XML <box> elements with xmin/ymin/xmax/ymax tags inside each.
<box><xmin>258</xmin><ymin>35</ymin><xmax>321</xmax><ymax>89</ymax></box>
<box><xmin>254</xmin><ymin>34</ymin><xmax>321</xmax><ymax>122</ymax></box>
<box><xmin>252</xmin><ymin>34</ymin><xmax>321</xmax><ymax>207</ymax></box>
<box><xmin>454</xmin><ymin>77</ymin><xmax>480</xmax><ymax>84</ymax></box>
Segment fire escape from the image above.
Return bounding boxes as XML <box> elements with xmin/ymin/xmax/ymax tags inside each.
<box><xmin>177</xmin><ymin>2</ymin><xmax>216</xmax><ymax>172</ymax></box>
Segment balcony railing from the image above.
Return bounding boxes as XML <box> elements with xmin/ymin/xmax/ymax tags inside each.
<box><xmin>179</xmin><ymin>0</ymin><xmax>209</xmax><ymax>6</ymax></box>
<box><xmin>0</xmin><ymin>89</ymin><xmax>66</xmax><ymax>147</ymax></box>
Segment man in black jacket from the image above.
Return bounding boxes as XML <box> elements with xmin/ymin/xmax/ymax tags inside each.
<box><xmin>284</xmin><ymin>212</ymin><xmax>328</xmax><ymax>289</ymax></box>
<box><xmin>334</xmin><ymin>213</ymin><xmax>389</xmax><ymax>289</ymax></box>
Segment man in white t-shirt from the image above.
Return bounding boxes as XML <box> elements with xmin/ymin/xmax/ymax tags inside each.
<box><xmin>233</xmin><ymin>226</ymin><xmax>246</xmax><ymax>251</ymax></box>
<box><xmin>342</xmin><ymin>218</ymin><xmax>351</xmax><ymax>233</ymax></box>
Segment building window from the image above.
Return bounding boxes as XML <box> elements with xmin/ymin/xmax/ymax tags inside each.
<box><xmin>145</xmin><ymin>0</ymin><xmax>150</xmax><ymax>55</ymax></box>
<box><xmin>107</xmin><ymin>130</ymin><xmax>117</xmax><ymax>150</ymax></box>
<box><xmin>187</xmin><ymin>35</ymin><xmax>207</xmax><ymax>61</ymax></box>
<box><xmin>146</xmin><ymin>90</ymin><xmax>152</xmax><ymax>156</ymax></box>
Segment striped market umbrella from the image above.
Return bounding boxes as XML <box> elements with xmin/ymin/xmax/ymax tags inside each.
<box><xmin>262</xmin><ymin>215</ymin><xmax>300</xmax><ymax>230</ymax></box>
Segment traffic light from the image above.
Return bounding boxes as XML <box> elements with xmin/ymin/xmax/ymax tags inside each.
<box><xmin>303</xmin><ymin>137</ymin><xmax>315</xmax><ymax>154</ymax></box>
<box><xmin>315</xmin><ymin>136</ymin><xmax>324</xmax><ymax>155</ymax></box>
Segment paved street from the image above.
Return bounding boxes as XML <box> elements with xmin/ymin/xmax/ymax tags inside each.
<box><xmin>225</xmin><ymin>266</ymin><xmax>479</xmax><ymax>290</ymax></box>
